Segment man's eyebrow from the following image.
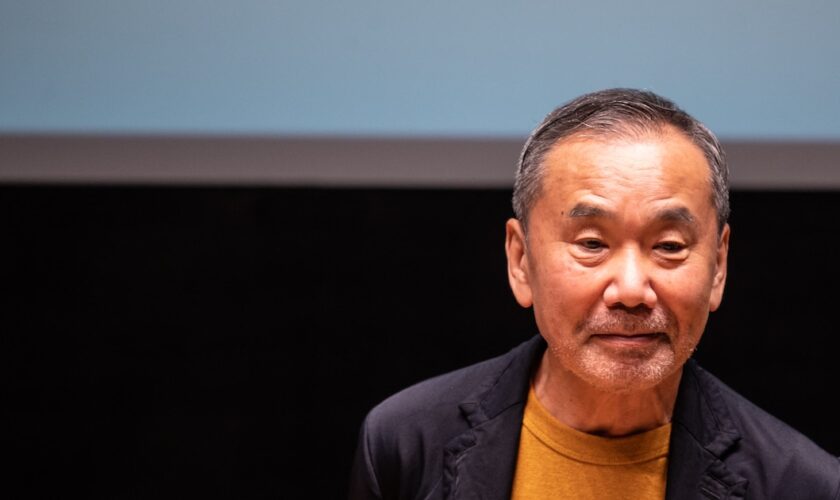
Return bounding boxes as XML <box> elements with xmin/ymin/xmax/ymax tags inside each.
<box><xmin>655</xmin><ymin>206</ymin><xmax>696</xmax><ymax>225</ymax></box>
<box><xmin>568</xmin><ymin>203</ymin><xmax>614</xmax><ymax>219</ymax></box>
<box><xmin>567</xmin><ymin>203</ymin><xmax>697</xmax><ymax>226</ymax></box>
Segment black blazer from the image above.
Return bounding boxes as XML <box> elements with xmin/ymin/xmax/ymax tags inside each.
<box><xmin>349</xmin><ymin>336</ymin><xmax>840</xmax><ymax>499</ymax></box>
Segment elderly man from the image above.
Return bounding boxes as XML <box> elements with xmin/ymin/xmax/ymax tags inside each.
<box><xmin>349</xmin><ymin>89</ymin><xmax>840</xmax><ymax>499</ymax></box>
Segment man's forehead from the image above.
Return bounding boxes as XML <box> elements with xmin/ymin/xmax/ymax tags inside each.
<box><xmin>541</xmin><ymin>128</ymin><xmax>712</xmax><ymax>190</ymax></box>
<box><xmin>534</xmin><ymin>128</ymin><xmax>717</xmax><ymax>225</ymax></box>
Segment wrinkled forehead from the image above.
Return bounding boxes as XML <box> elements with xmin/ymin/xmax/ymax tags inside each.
<box><xmin>545</xmin><ymin>125</ymin><xmax>713</xmax><ymax>185</ymax></box>
<box><xmin>539</xmin><ymin>127</ymin><xmax>716</xmax><ymax>213</ymax></box>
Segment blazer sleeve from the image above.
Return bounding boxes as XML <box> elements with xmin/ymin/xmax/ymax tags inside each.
<box><xmin>348</xmin><ymin>415</ymin><xmax>383</xmax><ymax>500</ymax></box>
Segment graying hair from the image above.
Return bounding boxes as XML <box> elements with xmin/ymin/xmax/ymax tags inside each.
<box><xmin>513</xmin><ymin>88</ymin><xmax>729</xmax><ymax>233</ymax></box>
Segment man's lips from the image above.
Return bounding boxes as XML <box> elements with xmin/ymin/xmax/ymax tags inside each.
<box><xmin>590</xmin><ymin>332</ymin><xmax>666</xmax><ymax>346</ymax></box>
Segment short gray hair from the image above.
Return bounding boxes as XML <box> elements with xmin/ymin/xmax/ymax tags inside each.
<box><xmin>513</xmin><ymin>88</ymin><xmax>729</xmax><ymax>233</ymax></box>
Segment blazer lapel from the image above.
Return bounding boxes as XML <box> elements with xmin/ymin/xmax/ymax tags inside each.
<box><xmin>442</xmin><ymin>336</ymin><xmax>545</xmax><ymax>500</ymax></box>
<box><xmin>666</xmin><ymin>360</ymin><xmax>749</xmax><ymax>500</ymax></box>
<box><xmin>667</xmin><ymin>425</ymin><xmax>747</xmax><ymax>499</ymax></box>
<box><xmin>442</xmin><ymin>404</ymin><xmax>525</xmax><ymax>500</ymax></box>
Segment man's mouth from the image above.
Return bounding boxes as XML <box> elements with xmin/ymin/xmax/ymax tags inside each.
<box><xmin>590</xmin><ymin>332</ymin><xmax>666</xmax><ymax>347</ymax></box>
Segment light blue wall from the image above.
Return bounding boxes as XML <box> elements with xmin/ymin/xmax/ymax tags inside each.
<box><xmin>2</xmin><ymin>0</ymin><xmax>839</xmax><ymax>139</ymax></box>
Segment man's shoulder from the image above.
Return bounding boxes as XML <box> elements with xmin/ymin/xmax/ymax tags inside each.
<box><xmin>687</xmin><ymin>361</ymin><xmax>840</xmax><ymax>495</ymax></box>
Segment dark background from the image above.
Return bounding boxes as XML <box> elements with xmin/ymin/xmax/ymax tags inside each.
<box><xmin>2</xmin><ymin>186</ymin><xmax>838</xmax><ymax>498</ymax></box>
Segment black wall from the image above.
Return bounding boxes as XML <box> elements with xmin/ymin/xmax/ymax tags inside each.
<box><xmin>3</xmin><ymin>186</ymin><xmax>838</xmax><ymax>498</ymax></box>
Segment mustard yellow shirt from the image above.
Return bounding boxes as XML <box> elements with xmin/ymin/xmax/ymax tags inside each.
<box><xmin>511</xmin><ymin>386</ymin><xmax>671</xmax><ymax>500</ymax></box>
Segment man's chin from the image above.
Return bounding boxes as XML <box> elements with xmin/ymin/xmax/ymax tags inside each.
<box><xmin>574</xmin><ymin>347</ymin><xmax>679</xmax><ymax>393</ymax></box>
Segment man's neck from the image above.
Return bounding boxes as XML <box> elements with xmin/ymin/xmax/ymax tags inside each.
<box><xmin>532</xmin><ymin>351</ymin><xmax>683</xmax><ymax>437</ymax></box>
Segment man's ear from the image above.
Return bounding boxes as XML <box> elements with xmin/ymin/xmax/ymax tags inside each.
<box><xmin>709</xmin><ymin>223</ymin><xmax>730</xmax><ymax>312</ymax></box>
<box><xmin>505</xmin><ymin>218</ymin><xmax>533</xmax><ymax>308</ymax></box>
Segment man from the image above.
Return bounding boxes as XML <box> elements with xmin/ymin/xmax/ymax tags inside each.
<box><xmin>349</xmin><ymin>89</ymin><xmax>840</xmax><ymax>499</ymax></box>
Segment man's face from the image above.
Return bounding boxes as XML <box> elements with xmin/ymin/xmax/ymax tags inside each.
<box><xmin>506</xmin><ymin>127</ymin><xmax>729</xmax><ymax>392</ymax></box>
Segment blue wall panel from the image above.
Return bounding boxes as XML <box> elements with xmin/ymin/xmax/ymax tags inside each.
<box><xmin>2</xmin><ymin>1</ymin><xmax>839</xmax><ymax>138</ymax></box>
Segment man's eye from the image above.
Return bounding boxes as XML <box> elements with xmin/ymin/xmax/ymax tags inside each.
<box><xmin>655</xmin><ymin>241</ymin><xmax>686</xmax><ymax>253</ymax></box>
<box><xmin>579</xmin><ymin>239</ymin><xmax>605</xmax><ymax>251</ymax></box>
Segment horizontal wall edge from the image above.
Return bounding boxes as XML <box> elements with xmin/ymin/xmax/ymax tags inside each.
<box><xmin>2</xmin><ymin>134</ymin><xmax>839</xmax><ymax>189</ymax></box>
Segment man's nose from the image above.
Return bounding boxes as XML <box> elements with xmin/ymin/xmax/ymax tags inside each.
<box><xmin>602</xmin><ymin>247</ymin><xmax>657</xmax><ymax>309</ymax></box>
